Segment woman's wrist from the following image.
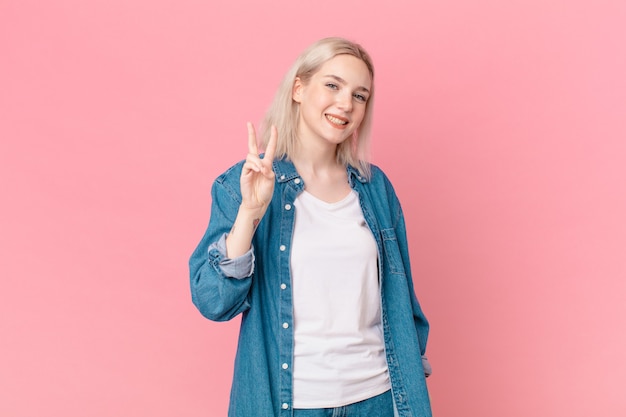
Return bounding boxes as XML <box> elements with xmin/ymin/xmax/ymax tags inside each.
<box><xmin>237</xmin><ymin>204</ymin><xmax>267</xmax><ymax>221</ymax></box>
<box><xmin>225</xmin><ymin>205</ymin><xmax>265</xmax><ymax>258</ymax></box>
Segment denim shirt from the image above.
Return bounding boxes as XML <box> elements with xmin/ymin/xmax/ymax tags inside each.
<box><xmin>190</xmin><ymin>158</ymin><xmax>432</xmax><ymax>417</ymax></box>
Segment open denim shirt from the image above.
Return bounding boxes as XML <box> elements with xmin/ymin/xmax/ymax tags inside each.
<box><xmin>190</xmin><ymin>158</ymin><xmax>432</xmax><ymax>417</ymax></box>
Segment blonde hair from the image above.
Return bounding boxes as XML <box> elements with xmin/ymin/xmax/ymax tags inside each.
<box><xmin>260</xmin><ymin>37</ymin><xmax>375</xmax><ymax>179</ymax></box>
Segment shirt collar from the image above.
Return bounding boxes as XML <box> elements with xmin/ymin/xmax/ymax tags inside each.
<box><xmin>272</xmin><ymin>158</ymin><xmax>300</xmax><ymax>183</ymax></box>
<box><xmin>271</xmin><ymin>157</ymin><xmax>369</xmax><ymax>184</ymax></box>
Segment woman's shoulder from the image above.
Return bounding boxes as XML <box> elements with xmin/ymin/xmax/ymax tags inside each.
<box><xmin>364</xmin><ymin>163</ymin><xmax>403</xmax><ymax>204</ymax></box>
<box><xmin>215</xmin><ymin>160</ymin><xmax>245</xmax><ymax>184</ymax></box>
<box><xmin>366</xmin><ymin>163</ymin><xmax>395</xmax><ymax>189</ymax></box>
<box><xmin>210</xmin><ymin>160</ymin><xmax>245</xmax><ymax>201</ymax></box>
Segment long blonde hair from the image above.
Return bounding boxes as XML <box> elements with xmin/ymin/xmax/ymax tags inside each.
<box><xmin>260</xmin><ymin>37</ymin><xmax>375</xmax><ymax>179</ymax></box>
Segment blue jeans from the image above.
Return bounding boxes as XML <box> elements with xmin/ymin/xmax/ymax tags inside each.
<box><xmin>293</xmin><ymin>390</ymin><xmax>394</xmax><ymax>417</ymax></box>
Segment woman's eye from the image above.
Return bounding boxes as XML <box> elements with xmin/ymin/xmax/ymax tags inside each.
<box><xmin>325</xmin><ymin>83</ymin><xmax>338</xmax><ymax>90</ymax></box>
<box><xmin>354</xmin><ymin>93</ymin><xmax>368</xmax><ymax>102</ymax></box>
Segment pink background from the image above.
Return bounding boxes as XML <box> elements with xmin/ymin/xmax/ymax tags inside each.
<box><xmin>1</xmin><ymin>0</ymin><xmax>625</xmax><ymax>416</ymax></box>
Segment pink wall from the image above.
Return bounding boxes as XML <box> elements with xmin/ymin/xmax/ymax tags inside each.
<box><xmin>1</xmin><ymin>1</ymin><xmax>625</xmax><ymax>416</ymax></box>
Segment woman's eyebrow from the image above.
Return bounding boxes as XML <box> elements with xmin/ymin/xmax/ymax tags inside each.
<box><xmin>323</xmin><ymin>74</ymin><xmax>370</xmax><ymax>93</ymax></box>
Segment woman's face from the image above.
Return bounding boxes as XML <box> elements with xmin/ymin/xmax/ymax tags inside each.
<box><xmin>292</xmin><ymin>54</ymin><xmax>372</xmax><ymax>149</ymax></box>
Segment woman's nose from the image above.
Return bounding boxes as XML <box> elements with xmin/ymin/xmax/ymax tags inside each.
<box><xmin>336</xmin><ymin>91</ymin><xmax>353</xmax><ymax>112</ymax></box>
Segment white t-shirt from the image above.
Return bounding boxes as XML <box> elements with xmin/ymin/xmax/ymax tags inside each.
<box><xmin>291</xmin><ymin>189</ymin><xmax>391</xmax><ymax>409</ymax></box>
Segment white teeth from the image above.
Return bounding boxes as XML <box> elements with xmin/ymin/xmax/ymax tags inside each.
<box><xmin>326</xmin><ymin>114</ymin><xmax>348</xmax><ymax>125</ymax></box>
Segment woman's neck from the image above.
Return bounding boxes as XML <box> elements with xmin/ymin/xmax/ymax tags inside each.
<box><xmin>290</xmin><ymin>139</ymin><xmax>340</xmax><ymax>175</ymax></box>
<box><xmin>290</xmin><ymin>141</ymin><xmax>350</xmax><ymax>203</ymax></box>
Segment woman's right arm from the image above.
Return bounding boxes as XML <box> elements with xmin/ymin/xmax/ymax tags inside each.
<box><xmin>189</xmin><ymin>123</ymin><xmax>277</xmax><ymax>321</ymax></box>
<box><xmin>189</xmin><ymin>175</ymin><xmax>254</xmax><ymax>321</ymax></box>
<box><xmin>225</xmin><ymin>123</ymin><xmax>277</xmax><ymax>257</ymax></box>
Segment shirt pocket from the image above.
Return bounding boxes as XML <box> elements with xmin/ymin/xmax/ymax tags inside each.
<box><xmin>381</xmin><ymin>228</ymin><xmax>406</xmax><ymax>276</ymax></box>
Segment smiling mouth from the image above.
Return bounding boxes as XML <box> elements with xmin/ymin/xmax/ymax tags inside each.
<box><xmin>325</xmin><ymin>114</ymin><xmax>349</xmax><ymax>126</ymax></box>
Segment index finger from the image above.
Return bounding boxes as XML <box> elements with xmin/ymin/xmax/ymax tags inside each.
<box><xmin>263</xmin><ymin>125</ymin><xmax>278</xmax><ymax>163</ymax></box>
<box><xmin>247</xmin><ymin>122</ymin><xmax>259</xmax><ymax>155</ymax></box>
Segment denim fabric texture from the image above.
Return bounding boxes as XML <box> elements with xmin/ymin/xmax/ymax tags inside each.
<box><xmin>190</xmin><ymin>158</ymin><xmax>432</xmax><ymax>417</ymax></box>
<box><xmin>293</xmin><ymin>390</ymin><xmax>394</xmax><ymax>417</ymax></box>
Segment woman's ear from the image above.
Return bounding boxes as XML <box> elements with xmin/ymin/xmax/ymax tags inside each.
<box><xmin>292</xmin><ymin>77</ymin><xmax>303</xmax><ymax>103</ymax></box>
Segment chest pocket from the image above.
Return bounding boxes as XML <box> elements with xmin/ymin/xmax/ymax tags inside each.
<box><xmin>381</xmin><ymin>228</ymin><xmax>406</xmax><ymax>276</ymax></box>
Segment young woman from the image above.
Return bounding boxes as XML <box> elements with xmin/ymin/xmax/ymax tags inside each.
<box><xmin>190</xmin><ymin>37</ymin><xmax>432</xmax><ymax>417</ymax></box>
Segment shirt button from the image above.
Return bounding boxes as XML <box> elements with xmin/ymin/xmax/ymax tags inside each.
<box><xmin>282</xmin><ymin>403</ymin><xmax>289</xmax><ymax>409</ymax></box>
<box><xmin>284</xmin><ymin>203</ymin><xmax>292</xmax><ymax>210</ymax></box>
<box><xmin>279</xmin><ymin>245</ymin><xmax>286</xmax><ymax>251</ymax></box>
<box><xmin>280</xmin><ymin>283</ymin><xmax>287</xmax><ymax>290</ymax></box>
<box><xmin>282</xmin><ymin>322</ymin><xmax>289</xmax><ymax>329</ymax></box>
<box><xmin>294</xmin><ymin>178</ymin><xmax>301</xmax><ymax>184</ymax></box>
<box><xmin>280</xmin><ymin>175</ymin><xmax>285</xmax><ymax>180</ymax></box>
<box><xmin>282</xmin><ymin>363</ymin><xmax>289</xmax><ymax>369</ymax></box>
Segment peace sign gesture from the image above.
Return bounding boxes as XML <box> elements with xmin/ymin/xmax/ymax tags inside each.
<box><xmin>240</xmin><ymin>122</ymin><xmax>278</xmax><ymax>211</ymax></box>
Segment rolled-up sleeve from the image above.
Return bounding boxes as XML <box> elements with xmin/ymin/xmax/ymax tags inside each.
<box><xmin>421</xmin><ymin>355</ymin><xmax>432</xmax><ymax>378</ymax></box>
<box><xmin>208</xmin><ymin>233</ymin><xmax>255</xmax><ymax>279</ymax></box>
